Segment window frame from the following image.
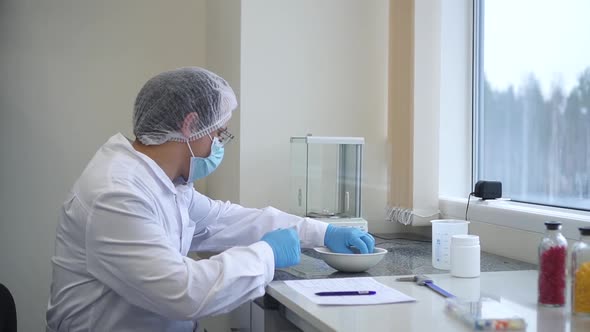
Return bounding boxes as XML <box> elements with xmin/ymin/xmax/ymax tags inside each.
<box><xmin>473</xmin><ymin>0</ymin><xmax>590</xmax><ymax>213</ymax></box>
<box><xmin>438</xmin><ymin>0</ymin><xmax>590</xmax><ymax>241</ymax></box>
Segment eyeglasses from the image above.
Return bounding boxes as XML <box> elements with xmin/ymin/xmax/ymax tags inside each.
<box><xmin>217</xmin><ymin>128</ymin><xmax>235</xmax><ymax>147</ymax></box>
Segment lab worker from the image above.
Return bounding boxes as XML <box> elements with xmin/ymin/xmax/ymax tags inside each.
<box><xmin>46</xmin><ymin>67</ymin><xmax>375</xmax><ymax>332</ymax></box>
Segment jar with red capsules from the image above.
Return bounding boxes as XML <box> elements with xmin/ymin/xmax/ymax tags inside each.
<box><xmin>538</xmin><ymin>221</ymin><xmax>567</xmax><ymax>307</ymax></box>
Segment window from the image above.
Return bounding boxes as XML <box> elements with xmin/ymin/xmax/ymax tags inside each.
<box><xmin>474</xmin><ymin>0</ymin><xmax>590</xmax><ymax>211</ymax></box>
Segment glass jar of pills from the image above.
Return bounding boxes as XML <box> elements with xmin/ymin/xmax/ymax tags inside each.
<box><xmin>572</xmin><ymin>227</ymin><xmax>590</xmax><ymax>315</ymax></box>
<box><xmin>538</xmin><ymin>221</ymin><xmax>567</xmax><ymax>307</ymax></box>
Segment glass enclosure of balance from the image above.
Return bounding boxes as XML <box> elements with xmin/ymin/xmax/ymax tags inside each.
<box><xmin>289</xmin><ymin>136</ymin><xmax>364</xmax><ymax>220</ymax></box>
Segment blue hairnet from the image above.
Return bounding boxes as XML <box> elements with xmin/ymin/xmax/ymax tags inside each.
<box><xmin>133</xmin><ymin>67</ymin><xmax>237</xmax><ymax>145</ymax></box>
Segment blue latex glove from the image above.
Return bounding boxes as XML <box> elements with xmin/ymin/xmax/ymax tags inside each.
<box><xmin>324</xmin><ymin>224</ymin><xmax>375</xmax><ymax>254</ymax></box>
<box><xmin>261</xmin><ymin>228</ymin><xmax>301</xmax><ymax>268</ymax></box>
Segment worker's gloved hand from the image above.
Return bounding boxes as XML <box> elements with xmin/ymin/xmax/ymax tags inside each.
<box><xmin>261</xmin><ymin>228</ymin><xmax>301</xmax><ymax>268</ymax></box>
<box><xmin>324</xmin><ymin>224</ymin><xmax>375</xmax><ymax>254</ymax></box>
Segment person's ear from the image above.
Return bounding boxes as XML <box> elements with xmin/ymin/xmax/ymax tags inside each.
<box><xmin>180</xmin><ymin>112</ymin><xmax>199</xmax><ymax>139</ymax></box>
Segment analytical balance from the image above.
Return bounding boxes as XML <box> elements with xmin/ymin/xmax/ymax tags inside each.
<box><xmin>289</xmin><ymin>135</ymin><xmax>368</xmax><ymax>231</ymax></box>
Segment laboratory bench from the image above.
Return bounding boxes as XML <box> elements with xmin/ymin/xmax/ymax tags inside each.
<box><xmin>273</xmin><ymin>234</ymin><xmax>536</xmax><ymax>281</ymax></box>
<box><xmin>246</xmin><ymin>235</ymin><xmax>590</xmax><ymax>332</ymax></box>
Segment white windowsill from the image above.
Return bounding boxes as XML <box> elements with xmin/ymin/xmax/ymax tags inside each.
<box><xmin>439</xmin><ymin>196</ymin><xmax>590</xmax><ymax>240</ymax></box>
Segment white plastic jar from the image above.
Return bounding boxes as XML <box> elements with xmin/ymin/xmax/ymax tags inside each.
<box><xmin>451</xmin><ymin>235</ymin><xmax>480</xmax><ymax>278</ymax></box>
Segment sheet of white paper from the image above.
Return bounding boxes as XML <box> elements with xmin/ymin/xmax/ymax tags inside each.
<box><xmin>284</xmin><ymin>277</ymin><xmax>416</xmax><ymax>305</ymax></box>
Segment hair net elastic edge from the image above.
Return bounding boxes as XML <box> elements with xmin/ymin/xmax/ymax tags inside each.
<box><xmin>138</xmin><ymin>111</ymin><xmax>233</xmax><ymax>145</ymax></box>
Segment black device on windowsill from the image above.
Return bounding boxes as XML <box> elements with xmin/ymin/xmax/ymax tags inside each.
<box><xmin>473</xmin><ymin>180</ymin><xmax>502</xmax><ymax>200</ymax></box>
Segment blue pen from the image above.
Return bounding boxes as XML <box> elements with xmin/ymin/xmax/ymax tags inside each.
<box><xmin>315</xmin><ymin>291</ymin><xmax>376</xmax><ymax>296</ymax></box>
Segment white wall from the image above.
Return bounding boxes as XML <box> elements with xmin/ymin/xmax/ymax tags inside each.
<box><xmin>0</xmin><ymin>1</ymin><xmax>207</xmax><ymax>330</ymax></box>
<box><xmin>204</xmin><ymin>0</ymin><xmax>242</xmax><ymax>203</ymax></box>
<box><xmin>439</xmin><ymin>0</ymin><xmax>472</xmax><ymax>198</ymax></box>
<box><xmin>0</xmin><ymin>1</ymin><xmax>399</xmax><ymax>330</ymax></box>
<box><xmin>239</xmin><ymin>0</ymin><xmax>397</xmax><ymax>232</ymax></box>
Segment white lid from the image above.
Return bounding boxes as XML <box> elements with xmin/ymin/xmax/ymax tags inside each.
<box><xmin>451</xmin><ymin>234</ymin><xmax>480</xmax><ymax>246</ymax></box>
<box><xmin>431</xmin><ymin>219</ymin><xmax>470</xmax><ymax>225</ymax></box>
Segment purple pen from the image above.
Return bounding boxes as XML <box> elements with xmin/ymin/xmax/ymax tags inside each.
<box><xmin>315</xmin><ymin>291</ymin><xmax>376</xmax><ymax>296</ymax></box>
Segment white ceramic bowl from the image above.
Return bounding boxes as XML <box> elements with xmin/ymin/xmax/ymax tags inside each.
<box><xmin>313</xmin><ymin>247</ymin><xmax>387</xmax><ymax>273</ymax></box>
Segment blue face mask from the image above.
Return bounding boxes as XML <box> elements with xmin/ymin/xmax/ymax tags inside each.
<box><xmin>186</xmin><ymin>135</ymin><xmax>224</xmax><ymax>182</ymax></box>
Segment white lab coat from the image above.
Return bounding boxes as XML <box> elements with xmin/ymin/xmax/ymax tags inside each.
<box><xmin>46</xmin><ymin>133</ymin><xmax>328</xmax><ymax>332</ymax></box>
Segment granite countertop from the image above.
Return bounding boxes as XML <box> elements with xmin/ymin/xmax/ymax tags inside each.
<box><xmin>274</xmin><ymin>234</ymin><xmax>536</xmax><ymax>281</ymax></box>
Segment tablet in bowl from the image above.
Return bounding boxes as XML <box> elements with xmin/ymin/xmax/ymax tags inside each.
<box><xmin>313</xmin><ymin>247</ymin><xmax>387</xmax><ymax>273</ymax></box>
